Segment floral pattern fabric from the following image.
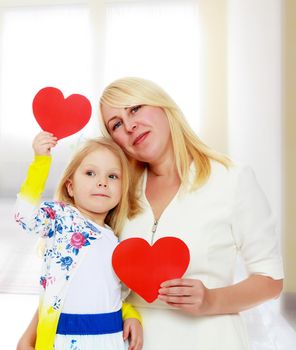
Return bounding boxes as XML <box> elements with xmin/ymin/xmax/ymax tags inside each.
<box><xmin>15</xmin><ymin>200</ymin><xmax>102</xmax><ymax>290</ymax></box>
<box><xmin>15</xmin><ymin>198</ymin><xmax>105</xmax><ymax>349</ymax></box>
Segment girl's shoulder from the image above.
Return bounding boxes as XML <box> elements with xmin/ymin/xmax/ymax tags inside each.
<box><xmin>39</xmin><ymin>200</ymin><xmax>74</xmax><ymax>217</ymax></box>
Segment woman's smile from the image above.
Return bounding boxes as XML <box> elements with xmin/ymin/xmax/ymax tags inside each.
<box><xmin>133</xmin><ymin>131</ymin><xmax>150</xmax><ymax>146</ymax></box>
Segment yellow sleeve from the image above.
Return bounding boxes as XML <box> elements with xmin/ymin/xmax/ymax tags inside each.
<box><xmin>19</xmin><ymin>155</ymin><xmax>52</xmax><ymax>204</ymax></box>
<box><xmin>122</xmin><ymin>302</ymin><xmax>142</xmax><ymax>324</ymax></box>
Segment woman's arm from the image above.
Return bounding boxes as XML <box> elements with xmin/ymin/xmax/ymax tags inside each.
<box><xmin>159</xmin><ymin>165</ymin><xmax>284</xmax><ymax>315</ymax></box>
<box><xmin>158</xmin><ymin>275</ymin><xmax>283</xmax><ymax>316</ymax></box>
<box><xmin>16</xmin><ymin>310</ymin><xmax>38</xmax><ymax>350</ymax></box>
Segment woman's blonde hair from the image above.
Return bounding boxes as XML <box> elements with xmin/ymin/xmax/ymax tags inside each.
<box><xmin>99</xmin><ymin>77</ymin><xmax>232</xmax><ymax>191</ymax></box>
<box><xmin>55</xmin><ymin>137</ymin><xmax>140</xmax><ymax>235</ymax></box>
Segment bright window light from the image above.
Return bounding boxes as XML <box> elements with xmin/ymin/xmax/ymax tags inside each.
<box><xmin>0</xmin><ymin>5</ymin><xmax>93</xmax><ymax>142</ymax></box>
<box><xmin>104</xmin><ymin>0</ymin><xmax>201</xmax><ymax>132</ymax></box>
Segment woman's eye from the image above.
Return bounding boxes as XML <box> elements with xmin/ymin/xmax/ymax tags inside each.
<box><xmin>86</xmin><ymin>171</ymin><xmax>95</xmax><ymax>176</ymax></box>
<box><xmin>112</xmin><ymin>120</ymin><xmax>122</xmax><ymax>131</ymax></box>
<box><xmin>130</xmin><ymin>105</ymin><xmax>141</xmax><ymax>114</ymax></box>
<box><xmin>109</xmin><ymin>174</ymin><xmax>119</xmax><ymax>180</ymax></box>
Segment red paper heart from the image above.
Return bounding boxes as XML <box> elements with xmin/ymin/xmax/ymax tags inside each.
<box><xmin>112</xmin><ymin>237</ymin><xmax>190</xmax><ymax>303</ymax></box>
<box><xmin>32</xmin><ymin>87</ymin><xmax>92</xmax><ymax>140</ymax></box>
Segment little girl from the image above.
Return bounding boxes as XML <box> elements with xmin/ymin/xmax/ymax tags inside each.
<box><xmin>14</xmin><ymin>132</ymin><xmax>143</xmax><ymax>350</ymax></box>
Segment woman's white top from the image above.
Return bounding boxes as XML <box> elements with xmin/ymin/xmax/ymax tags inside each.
<box><xmin>120</xmin><ymin>161</ymin><xmax>284</xmax><ymax>350</ymax></box>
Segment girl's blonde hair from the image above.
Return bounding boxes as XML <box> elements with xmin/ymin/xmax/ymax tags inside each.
<box><xmin>99</xmin><ymin>77</ymin><xmax>232</xmax><ymax>191</ymax></box>
<box><xmin>55</xmin><ymin>137</ymin><xmax>140</xmax><ymax>235</ymax></box>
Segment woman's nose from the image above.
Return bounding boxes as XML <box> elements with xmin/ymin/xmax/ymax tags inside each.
<box><xmin>124</xmin><ymin>119</ymin><xmax>137</xmax><ymax>132</ymax></box>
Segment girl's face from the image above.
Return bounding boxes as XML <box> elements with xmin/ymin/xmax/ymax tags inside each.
<box><xmin>66</xmin><ymin>147</ymin><xmax>122</xmax><ymax>225</ymax></box>
<box><xmin>101</xmin><ymin>104</ymin><xmax>173</xmax><ymax>163</ymax></box>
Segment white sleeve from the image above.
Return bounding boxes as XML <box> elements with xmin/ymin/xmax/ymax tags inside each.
<box><xmin>14</xmin><ymin>196</ymin><xmax>54</xmax><ymax>239</ymax></box>
<box><xmin>231</xmin><ymin>165</ymin><xmax>284</xmax><ymax>279</ymax></box>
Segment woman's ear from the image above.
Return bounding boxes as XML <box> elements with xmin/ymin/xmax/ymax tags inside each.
<box><xmin>66</xmin><ymin>179</ymin><xmax>74</xmax><ymax>197</ymax></box>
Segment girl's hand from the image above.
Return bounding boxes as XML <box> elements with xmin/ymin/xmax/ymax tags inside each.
<box><xmin>33</xmin><ymin>131</ymin><xmax>58</xmax><ymax>156</ymax></box>
<box><xmin>16</xmin><ymin>309</ymin><xmax>38</xmax><ymax>350</ymax></box>
<box><xmin>16</xmin><ymin>340</ymin><xmax>35</xmax><ymax>350</ymax></box>
<box><xmin>123</xmin><ymin>318</ymin><xmax>143</xmax><ymax>350</ymax></box>
<box><xmin>158</xmin><ymin>278</ymin><xmax>210</xmax><ymax>316</ymax></box>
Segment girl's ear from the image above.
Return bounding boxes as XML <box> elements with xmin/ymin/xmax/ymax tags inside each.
<box><xmin>66</xmin><ymin>179</ymin><xmax>74</xmax><ymax>197</ymax></box>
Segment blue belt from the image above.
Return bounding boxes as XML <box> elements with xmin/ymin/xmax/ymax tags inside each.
<box><xmin>56</xmin><ymin>309</ymin><xmax>123</xmax><ymax>335</ymax></box>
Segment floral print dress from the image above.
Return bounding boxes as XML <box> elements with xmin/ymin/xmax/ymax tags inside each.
<box><xmin>15</xmin><ymin>198</ymin><xmax>127</xmax><ymax>350</ymax></box>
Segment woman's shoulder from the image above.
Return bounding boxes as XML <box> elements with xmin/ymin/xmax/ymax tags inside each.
<box><xmin>207</xmin><ymin>159</ymin><xmax>256</xmax><ymax>191</ymax></box>
<box><xmin>210</xmin><ymin>159</ymin><xmax>252</xmax><ymax>177</ymax></box>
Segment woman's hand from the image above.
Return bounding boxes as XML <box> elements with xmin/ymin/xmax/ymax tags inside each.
<box><xmin>158</xmin><ymin>278</ymin><xmax>210</xmax><ymax>316</ymax></box>
<box><xmin>158</xmin><ymin>275</ymin><xmax>283</xmax><ymax>316</ymax></box>
<box><xmin>123</xmin><ymin>318</ymin><xmax>143</xmax><ymax>350</ymax></box>
<box><xmin>33</xmin><ymin>131</ymin><xmax>58</xmax><ymax>156</ymax></box>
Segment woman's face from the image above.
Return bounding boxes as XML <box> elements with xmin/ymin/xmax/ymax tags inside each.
<box><xmin>101</xmin><ymin>104</ymin><xmax>173</xmax><ymax>163</ymax></box>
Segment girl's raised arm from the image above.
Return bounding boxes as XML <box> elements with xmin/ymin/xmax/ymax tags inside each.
<box><xmin>14</xmin><ymin>132</ymin><xmax>57</xmax><ymax>233</ymax></box>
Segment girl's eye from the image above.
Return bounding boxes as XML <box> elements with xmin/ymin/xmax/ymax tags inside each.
<box><xmin>112</xmin><ymin>120</ymin><xmax>122</xmax><ymax>131</ymax></box>
<box><xmin>130</xmin><ymin>105</ymin><xmax>141</xmax><ymax>114</ymax></box>
<box><xmin>109</xmin><ymin>174</ymin><xmax>119</xmax><ymax>180</ymax></box>
<box><xmin>86</xmin><ymin>170</ymin><xmax>95</xmax><ymax>176</ymax></box>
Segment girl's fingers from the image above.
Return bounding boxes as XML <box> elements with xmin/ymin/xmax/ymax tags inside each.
<box><xmin>33</xmin><ymin>131</ymin><xmax>58</xmax><ymax>152</ymax></box>
<box><xmin>33</xmin><ymin>131</ymin><xmax>57</xmax><ymax>142</ymax></box>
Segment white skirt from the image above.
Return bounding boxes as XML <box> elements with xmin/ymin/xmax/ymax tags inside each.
<box><xmin>54</xmin><ymin>333</ymin><xmax>128</xmax><ymax>350</ymax></box>
<box><xmin>54</xmin><ymin>310</ymin><xmax>128</xmax><ymax>350</ymax></box>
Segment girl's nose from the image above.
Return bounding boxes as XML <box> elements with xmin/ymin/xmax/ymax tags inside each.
<box><xmin>97</xmin><ymin>182</ymin><xmax>107</xmax><ymax>188</ymax></box>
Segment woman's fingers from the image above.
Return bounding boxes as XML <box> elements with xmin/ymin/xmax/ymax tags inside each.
<box><xmin>158</xmin><ymin>278</ymin><xmax>209</xmax><ymax>315</ymax></box>
<box><xmin>160</xmin><ymin>278</ymin><xmax>197</xmax><ymax>288</ymax></box>
<box><xmin>158</xmin><ymin>286</ymin><xmax>192</xmax><ymax>296</ymax></box>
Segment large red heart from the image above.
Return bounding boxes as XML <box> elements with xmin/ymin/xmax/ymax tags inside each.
<box><xmin>112</xmin><ymin>237</ymin><xmax>190</xmax><ymax>303</ymax></box>
<box><xmin>32</xmin><ymin>87</ymin><xmax>92</xmax><ymax>140</ymax></box>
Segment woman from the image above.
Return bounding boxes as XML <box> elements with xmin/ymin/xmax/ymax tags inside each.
<box><xmin>100</xmin><ymin>77</ymin><xmax>283</xmax><ymax>349</ymax></box>
<box><xmin>17</xmin><ymin>77</ymin><xmax>283</xmax><ymax>349</ymax></box>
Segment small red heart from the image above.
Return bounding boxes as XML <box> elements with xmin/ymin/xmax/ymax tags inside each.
<box><xmin>32</xmin><ymin>87</ymin><xmax>92</xmax><ymax>140</ymax></box>
<box><xmin>112</xmin><ymin>237</ymin><xmax>190</xmax><ymax>303</ymax></box>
